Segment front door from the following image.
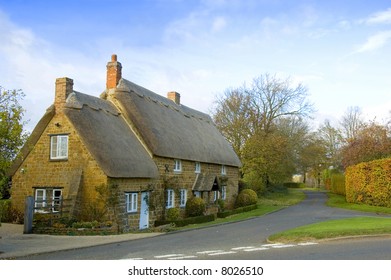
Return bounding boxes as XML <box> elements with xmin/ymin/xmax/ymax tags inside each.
<box><xmin>139</xmin><ymin>192</ymin><xmax>149</xmax><ymax>230</ymax></box>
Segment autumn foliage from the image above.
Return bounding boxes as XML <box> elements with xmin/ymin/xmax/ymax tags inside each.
<box><xmin>345</xmin><ymin>158</ymin><xmax>391</xmax><ymax>207</ymax></box>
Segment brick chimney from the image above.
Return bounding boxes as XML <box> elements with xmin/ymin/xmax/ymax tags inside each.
<box><xmin>55</xmin><ymin>77</ymin><xmax>73</xmax><ymax>112</ymax></box>
<box><xmin>106</xmin><ymin>54</ymin><xmax>122</xmax><ymax>89</ymax></box>
<box><xmin>167</xmin><ymin>91</ymin><xmax>180</xmax><ymax>105</ymax></box>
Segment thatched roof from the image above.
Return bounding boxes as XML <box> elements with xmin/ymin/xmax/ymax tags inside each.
<box><xmin>112</xmin><ymin>78</ymin><xmax>241</xmax><ymax>167</ymax></box>
<box><xmin>64</xmin><ymin>91</ymin><xmax>159</xmax><ymax>178</ymax></box>
<box><xmin>192</xmin><ymin>173</ymin><xmax>221</xmax><ymax>192</ymax></box>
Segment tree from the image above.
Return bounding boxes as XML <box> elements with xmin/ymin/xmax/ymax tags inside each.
<box><xmin>0</xmin><ymin>86</ymin><xmax>29</xmax><ymax>198</ymax></box>
<box><xmin>318</xmin><ymin>120</ymin><xmax>343</xmax><ymax>170</ymax></box>
<box><xmin>212</xmin><ymin>86</ymin><xmax>254</xmax><ymax>159</ymax></box>
<box><xmin>247</xmin><ymin>74</ymin><xmax>313</xmax><ymax>133</ymax></box>
<box><xmin>341</xmin><ymin>121</ymin><xmax>391</xmax><ymax>168</ymax></box>
<box><xmin>340</xmin><ymin>106</ymin><xmax>364</xmax><ymax>141</ymax></box>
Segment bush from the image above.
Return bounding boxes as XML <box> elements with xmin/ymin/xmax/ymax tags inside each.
<box><xmin>235</xmin><ymin>189</ymin><xmax>258</xmax><ymax>208</ymax></box>
<box><xmin>0</xmin><ymin>200</ymin><xmax>23</xmax><ymax>224</ymax></box>
<box><xmin>330</xmin><ymin>173</ymin><xmax>346</xmax><ymax>196</ymax></box>
<box><xmin>346</xmin><ymin>158</ymin><xmax>391</xmax><ymax>207</ymax></box>
<box><xmin>283</xmin><ymin>182</ymin><xmax>305</xmax><ymax>188</ymax></box>
<box><xmin>166</xmin><ymin>207</ymin><xmax>180</xmax><ymax>221</ymax></box>
<box><xmin>217</xmin><ymin>204</ymin><xmax>257</xmax><ymax>218</ymax></box>
<box><xmin>185</xmin><ymin>197</ymin><xmax>206</xmax><ymax>217</ymax></box>
<box><xmin>155</xmin><ymin>214</ymin><xmax>215</xmax><ymax>228</ymax></box>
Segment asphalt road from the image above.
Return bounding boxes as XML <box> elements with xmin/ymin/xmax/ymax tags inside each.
<box><xmin>17</xmin><ymin>191</ymin><xmax>391</xmax><ymax>260</ymax></box>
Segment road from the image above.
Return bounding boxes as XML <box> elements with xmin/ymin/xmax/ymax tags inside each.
<box><xmin>16</xmin><ymin>191</ymin><xmax>391</xmax><ymax>260</ymax></box>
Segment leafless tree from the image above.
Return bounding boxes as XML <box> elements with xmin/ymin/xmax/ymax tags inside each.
<box><xmin>340</xmin><ymin>106</ymin><xmax>364</xmax><ymax>141</ymax></box>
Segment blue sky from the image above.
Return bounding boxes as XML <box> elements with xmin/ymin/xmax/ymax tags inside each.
<box><xmin>1</xmin><ymin>0</ymin><xmax>391</xmax><ymax>131</ymax></box>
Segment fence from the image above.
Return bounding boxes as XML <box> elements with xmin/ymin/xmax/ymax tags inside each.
<box><xmin>24</xmin><ymin>196</ymin><xmax>72</xmax><ymax>233</ymax></box>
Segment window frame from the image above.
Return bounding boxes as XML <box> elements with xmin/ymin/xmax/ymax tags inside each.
<box><xmin>173</xmin><ymin>159</ymin><xmax>182</xmax><ymax>173</ymax></box>
<box><xmin>195</xmin><ymin>162</ymin><xmax>201</xmax><ymax>173</ymax></box>
<box><xmin>179</xmin><ymin>189</ymin><xmax>187</xmax><ymax>207</ymax></box>
<box><xmin>34</xmin><ymin>188</ymin><xmax>62</xmax><ymax>213</ymax></box>
<box><xmin>125</xmin><ymin>192</ymin><xmax>138</xmax><ymax>213</ymax></box>
<box><xmin>166</xmin><ymin>189</ymin><xmax>175</xmax><ymax>209</ymax></box>
<box><xmin>221</xmin><ymin>165</ymin><xmax>226</xmax><ymax>175</ymax></box>
<box><xmin>50</xmin><ymin>135</ymin><xmax>69</xmax><ymax>160</ymax></box>
<box><xmin>221</xmin><ymin>186</ymin><xmax>227</xmax><ymax>200</ymax></box>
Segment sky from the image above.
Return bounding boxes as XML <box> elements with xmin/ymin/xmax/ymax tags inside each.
<box><xmin>1</xmin><ymin>0</ymin><xmax>391</xmax><ymax>132</ymax></box>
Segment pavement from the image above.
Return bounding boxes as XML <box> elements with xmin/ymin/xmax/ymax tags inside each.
<box><xmin>0</xmin><ymin>223</ymin><xmax>162</xmax><ymax>259</ymax></box>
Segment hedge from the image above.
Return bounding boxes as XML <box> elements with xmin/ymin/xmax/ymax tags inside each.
<box><xmin>330</xmin><ymin>173</ymin><xmax>346</xmax><ymax>196</ymax></box>
<box><xmin>217</xmin><ymin>204</ymin><xmax>257</xmax><ymax>218</ymax></box>
<box><xmin>345</xmin><ymin>158</ymin><xmax>391</xmax><ymax>207</ymax></box>
<box><xmin>155</xmin><ymin>213</ymin><xmax>216</xmax><ymax>227</ymax></box>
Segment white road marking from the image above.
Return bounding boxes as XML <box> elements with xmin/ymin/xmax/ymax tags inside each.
<box><xmin>232</xmin><ymin>246</ymin><xmax>255</xmax><ymax>250</ymax></box>
<box><xmin>168</xmin><ymin>255</ymin><xmax>197</xmax><ymax>260</ymax></box>
<box><xmin>197</xmin><ymin>250</ymin><xmax>224</xmax><ymax>254</ymax></box>
<box><xmin>155</xmin><ymin>254</ymin><xmax>184</xmax><ymax>259</ymax></box>
<box><xmin>208</xmin><ymin>251</ymin><xmax>237</xmax><ymax>256</ymax></box>
<box><xmin>123</xmin><ymin>257</ymin><xmax>144</xmax><ymax>260</ymax></box>
<box><xmin>298</xmin><ymin>242</ymin><xmax>318</xmax><ymax>246</ymax></box>
<box><xmin>271</xmin><ymin>244</ymin><xmax>296</xmax><ymax>249</ymax></box>
<box><xmin>244</xmin><ymin>247</ymin><xmax>270</xmax><ymax>252</ymax></box>
<box><xmin>262</xmin><ymin>243</ymin><xmax>283</xmax><ymax>247</ymax></box>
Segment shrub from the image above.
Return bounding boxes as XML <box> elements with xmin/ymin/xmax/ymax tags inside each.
<box><xmin>346</xmin><ymin>158</ymin><xmax>391</xmax><ymax>207</ymax></box>
<box><xmin>185</xmin><ymin>197</ymin><xmax>205</xmax><ymax>217</ymax></box>
<box><xmin>166</xmin><ymin>207</ymin><xmax>180</xmax><ymax>221</ymax></box>
<box><xmin>330</xmin><ymin>173</ymin><xmax>346</xmax><ymax>196</ymax></box>
<box><xmin>0</xmin><ymin>200</ymin><xmax>23</xmax><ymax>224</ymax></box>
<box><xmin>235</xmin><ymin>189</ymin><xmax>258</xmax><ymax>208</ymax></box>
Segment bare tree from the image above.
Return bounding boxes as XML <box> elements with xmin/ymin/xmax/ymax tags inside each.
<box><xmin>247</xmin><ymin>73</ymin><xmax>314</xmax><ymax>133</ymax></box>
<box><xmin>340</xmin><ymin>106</ymin><xmax>364</xmax><ymax>141</ymax></box>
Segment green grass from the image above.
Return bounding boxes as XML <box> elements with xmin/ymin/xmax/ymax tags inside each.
<box><xmin>268</xmin><ymin>192</ymin><xmax>391</xmax><ymax>242</ymax></box>
<box><xmin>268</xmin><ymin>216</ymin><xmax>391</xmax><ymax>242</ymax></box>
<box><xmin>171</xmin><ymin>188</ymin><xmax>306</xmax><ymax>231</ymax></box>
<box><xmin>326</xmin><ymin>193</ymin><xmax>391</xmax><ymax>215</ymax></box>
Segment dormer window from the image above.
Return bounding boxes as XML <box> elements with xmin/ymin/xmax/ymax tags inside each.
<box><xmin>50</xmin><ymin>135</ymin><xmax>68</xmax><ymax>160</ymax></box>
<box><xmin>174</xmin><ymin>159</ymin><xmax>182</xmax><ymax>172</ymax></box>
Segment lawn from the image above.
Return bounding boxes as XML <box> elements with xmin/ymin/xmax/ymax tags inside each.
<box><xmin>268</xmin><ymin>216</ymin><xmax>391</xmax><ymax>242</ymax></box>
<box><xmin>268</xmin><ymin>192</ymin><xmax>391</xmax><ymax>242</ymax></box>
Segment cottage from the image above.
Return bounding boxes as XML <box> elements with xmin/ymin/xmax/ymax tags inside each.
<box><xmin>9</xmin><ymin>55</ymin><xmax>241</xmax><ymax>231</ymax></box>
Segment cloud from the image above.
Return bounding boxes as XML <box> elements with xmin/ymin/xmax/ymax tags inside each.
<box><xmin>212</xmin><ymin>16</ymin><xmax>227</xmax><ymax>32</ymax></box>
<box><xmin>355</xmin><ymin>30</ymin><xmax>391</xmax><ymax>53</ymax></box>
<box><xmin>365</xmin><ymin>8</ymin><xmax>391</xmax><ymax>25</ymax></box>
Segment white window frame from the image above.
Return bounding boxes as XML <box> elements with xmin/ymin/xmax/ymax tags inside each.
<box><xmin>173</xmin><ymin>159</ymin><xmax>182</xmax><ymax>172</ymax></box>
<box><xmin>194</xmin><ymin>191</ymin><xmax>201</xmax><ymax>198</ymax></box>
<box><xmin>221</xmin><ymin>186</ymin><xmax>226</xmax><ymax>200</ymax></box>
<box><xmin>214</xmin><ymin>190</ymin><xmax>220</xmax><ymax>202</ymax></box>
<box><xmin>126</xmin><ymin>193</ymin><xmax>138</xmax><ymax>213</ymax></box>
<box><xmin>34</xmin><ymin>188</ymin><xmax>62</xmax><ymax>213</ymax></box>
<box><xmin>179</xmin><ymin>189</ymin><xmax>187</xmax><ymax>207</ymax></box>
<box><xmin>50</xmin><ymin>135</ymin><xmax>68</xmax><ymax>160</ymax></box>
<box><xmin>221</xmin><ymin>165</ymin><xmax>226</xmax><ymax>175</ymax></box>
<box><xmin>35</xmin><ymin>189</ymin><xmax>47</xmax><ymax>213</ymax></box>
<box><xmin>166</xmin><ymin>189</ymin><xmax>175</xmax><ymax>209</ymax></box>
<box><xmin>195</xmin><ymin>162</ymin><xmax>201</xmax><ymax>173</ymax></box>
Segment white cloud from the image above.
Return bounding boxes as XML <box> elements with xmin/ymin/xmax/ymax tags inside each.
<box><xmin>355</xmin><ymin>30</ymin><xmax>391</xmax><ymax>53</ymax></box>
<box><xmin>212</xmin><ymin>16</ymin><xmax>227</xmax><ymax>32</ymax></box>
<box><xmin>365</xmin><ymin>8</ymin><xmax>391</xmax><ymax>25</ymax></box>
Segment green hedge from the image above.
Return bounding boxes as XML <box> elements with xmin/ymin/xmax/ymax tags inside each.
<box><xmin>330</xmin><ymin>173</ymin><xmax>346</xmax><ymax>196</ymax></box>
<box><xmin>217</xmin><ymin>204</ymin><xmax>257</xmax><ymax>218</ymax></box>
<box><xmin>346</xmin><ymin>158</ymin><xmax>391</xmax><ymax>207</ymax></box>
<box><xmin>155</xmin><ymin>213</ymin><xmax>215</xmax><ymax>227</ymax></box>
<box><xmin>283</xmin><ymin>182</ymin><xmax>305</xmax><ymax>188</ymax></box>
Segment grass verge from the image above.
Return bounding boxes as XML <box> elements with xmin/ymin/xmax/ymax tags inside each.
<box><xmin>268</xmin><ymin>216</ymin><xmax>391</xmax><ymax>243</ymax></box>
<box><xmin>326</xmin><ymin>193</ymin><xmax>391</xmax><ymax>215</ymax></box>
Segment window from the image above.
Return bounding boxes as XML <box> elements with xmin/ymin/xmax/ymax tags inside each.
<box><xmin>173</xmin><ymin>159</ymin><xmax>182</xmax><ymax>172</ymax></box>
<box><xmin>221</xmin><ymin>186</ymin><xmax>226</xmax><ymax>200</ymax></box>
<box><xmin>166</xmin><ymin>189</ymin><xmax>175</xmax><ymax>208</ymax></box>
<box><xmin>50</xmin><ymin>135</ymin><xmax>68</xmax><ymax>160</ymax></box>
<box><xmin>179</xmin><ymin>189</ymin><xmax>187</xmax><ymax>207</ymax></box>
<box><xmin>193</xmin><ymin>191</ymin><xmax>201</xmax><ymax>198</ymax></box>
<box><xmin>34</xmin><ymin>188</ymin><xmax>62</xmax><ymax>213</ymax></box>
<box><xmin>221</xmin><ymin>165</ymin><xmax>226</xmax><ymax>175</ymax></box>
<box><xmin>213</xmin><ymin>190</ymin><xmax>220</xmax><ymax>202</ymax></box>
<box><xmin>195</xmin><ymin>162</ymin><xmax>201</xmax><ymax>173</ymax></box>
<box><xmin>125</xmin><ymin>193</ymin><xmax>138</xmax><ymax>213</ymax></box>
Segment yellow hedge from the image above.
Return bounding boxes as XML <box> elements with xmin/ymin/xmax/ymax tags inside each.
<box><xmin>345</xmin><ymin>158</ymin><xmax>391</xmax><ymax>207</ymax></box>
